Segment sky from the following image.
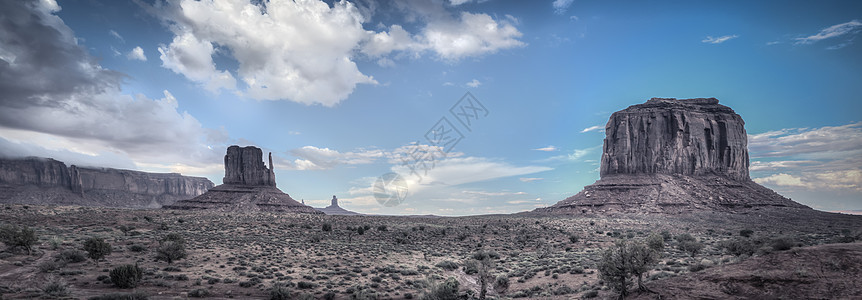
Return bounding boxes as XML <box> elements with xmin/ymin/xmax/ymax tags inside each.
<box><xmin>0</xmin><ymin>0</ymin><xmax>860</xmax><ymax>215</ymax></box>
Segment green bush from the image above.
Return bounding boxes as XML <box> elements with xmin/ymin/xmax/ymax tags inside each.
<box><xmin>739</xmin><ymin>229</ymin><xmax>754</xmax><ymax>238</ymax></box>
<box><xmin>0</xmin><ymin>224</ymin><xmax>38</xmax><ymax>255</ymax></box>
<box><xmin>42</xmin><ymin>277</ymin><xmax>69</xmax><ymax>298</ymax></box>
<box><xmin>83</xmin><ymin>237</ymin><xmax>112</xmax><ymax>264</ymax></box>
<box><xmin>155</xmin><ymin>241</ymin><xmax>187</xmax><ymax>264</ymax></box>
<box><xmin>720</xmin><ymin>238</ymin><xmax>756</xmax><ymax>256</ymax></box>
<box><xmin>646</xmin><ymin>232</ymin><xmax>665</xmax><ymax>252</ymax></box>
<box><xmin>110</xmin><ymin>264</ymin><xmax>143</xmax><ymax>289</ymax></box>
<box><xmin>771</xmin><ymin>237</ymin><xmax>795</xmax><ymax>251</ymax></box>
<box><xmin>322</xmin><ymin>223</ymin><xmax>332</xmax><ymax>232</ymax></box>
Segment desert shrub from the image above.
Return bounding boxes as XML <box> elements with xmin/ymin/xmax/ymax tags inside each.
<box><xmin>688</xmin><ymin>263</ymin><xmax>707</xmax><ymax>272</ymax></box>
<box><xmin>155</xmin><ymin>241</ymin><xmax>187</xmax><ymax>264</ymax></box>
<box><xmin>377</xmin><ymin>225</ymin><xmax>387</xmax><ymax>232</ymax></box>
<box><xmin>675</xmin><ymin>233</ymin><xmax>696</xmax><ymax>243</ymax></box>
<box><xmin>161</xmin><ymin>233</ymin><xmax>185</xmax><ymax>244</ymax></box>
<box><xmin>56</xmin><ymin>249</ymin><xmax>87</xmax><ymax>263</ymax></box>
<box><xmin>568</xmin><ymin>234</ymin><xmax>580</xmax><ymax>243</ymax></box>
<box><xmin>553</xmin><ymin>285</ymin><xmax>576</xmax><ymax>295</ymax></box>
<box><xmin>42</xmin><ymin>277</ymin><xmax>69</xmax><ymax>298</ymax></box>
<box><xmin>297</xmin><ymin>281</ymin><xmax>316</xmax><ymax>289</ymax></box>
<box><xmin>322</xmin><ymin>223</ymin><xmax>332</xmax><ymax>232</ymax></box>
<box><xmin>739</xmin><ymin>229</ymin><xmax>754</xmax><ymax>238</ymax></box>
<box><xmin>350</xmin><ymin>285</ymin><xmax>378</xmax><ymax>300</ymax></box>
<box><xmin>39</xmin><ymin>259</ymin><xmax>67</xmax><ymax>273</ymax></box>
<box><xmin>462</xmin><ymin>259</ymin><xmax>479</xmax><ymax>275</ymax></box>
<box><xmin>435</xmin><ymin>261</ymin><xmax>458</xmax><ymax>270</ymax></box>
<box><xmin>128</xmin><ymin>244</ymin><xmax>147</xmax><ymax>252</ymax></box>
<box><xmin>583</xmin><ymin>289</ymin><xmax>599</xmax><ymax>298</ymax></box>
<box><xmin>494</xmin><ymin>275</ymin><xmax>509</xmax><ymax>292</ymax></box>
<box><xmin>356</xmin><ymin>226</ymin><xmax>366</xmax><ymax>235</ymax></box>
<box><xmin>88</xmin><ymin>292</ymin><xmax>149</xmax><ymax>300</ymax></box>
<box><xmin>188</xmin><ymin>288</ymin><xmax>210</xmax><ymax>298</ymax></box>
<box><xmin>421</xmin><ymin>277</ymin><xmax>459</xmax><ymax>300</ymax></box>
<box><xmin>0</xmin><ymin>224</ymin><xmax>38</xmax><ymax>255</ymax></box>
<box><xmin>646</xmin><ymin>232</ymin><xmax>665</xmax><ymax>252</ymax></box>
<box><xmin>720</xmin><ymin>238</ymin><xmax>756</xmax><ymax>256</ymax></box>
<box><xmin>110</xmin><ymin>264</ymin><xmax>143</xmax><ymax>289</ymax></box>
<box><xmin>677</xmin><ymin>236</ymin><xmax>704</xmax><ymax>257</ymax></box>
<box><xmin>83</xmin><ymin>237</ymin><xmax>112</xmax><ymax>264</ymax></box>
<box><xmin>117</xmin><ymin>225</ymin><xmax>135</xmax><ymax>236</ymax></box>
<box><xmin>270</xmin><ymin>282</ymin><xmax>292</xmax><ymax>300</ymax></box>
<box><xmin>771</xmin><ymin>236</ymin><xmax>795</xmax><ymax>251</ymax></box>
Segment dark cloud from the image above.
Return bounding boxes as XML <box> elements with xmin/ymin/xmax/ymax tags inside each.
<box><xmin>0</xmin><ymin>0</ymin><xmax>222</xmax><ymax>173</ymax></box>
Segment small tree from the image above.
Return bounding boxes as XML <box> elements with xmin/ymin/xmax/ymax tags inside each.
<box><xmin>83</xmin><ymin>237</ymin><xmax>112</xmax><ymax>265</ymax></box>
<box><xmin>598</xmin><ymin>240</ymin><xmax>660</xmax><ymax>299</ymax></box>
<box><xmin>421</xmin><ymin>277</ymin><xmax>459</xmax><ymax>300</ymax></box>
<box><xmin>0</xmin><ymin>224</ymin><xmax>38</xmax><ymax>255</ymax></box>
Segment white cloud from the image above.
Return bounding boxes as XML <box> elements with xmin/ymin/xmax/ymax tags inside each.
<box><xmin>702</xmin><ymin>35</ymin><xmax>738</xmax><ymax>44</ymax></box>
<box><xmin>391</xmin><ymin>156</ymin><xmax>551</xmax><ymax>193</ymax></box>
<box><xmin>580</xmin><ymin>125</ymin><xmax>604</xmax><ymax>133</ymax></box>
<box><xmin>795</xmin><ymin>20</ymin><xmax>861</xmax><ymax>44</ymax></box>
<box><xmin>159</xmin><ymin>0</ymin><xmax>375</xmax><ymax>106</ymax></box>
<box><xmin>553</xmin><ymin>0</ymin><xmax>574</xmax><ymax>14</ymax></box>
<box><xmin>158</xmin><ymin>32</ymin><xmax>236</xmax><ymax>93</ymax></box>
<box><xmin>533</xmin><ymin>145</ymin><xmax>558</xmax><ymax>152</ymax></box>
<box><xmin>519</xmin><ymin>177</ymin><xmax>543</xmax><ymax>182</ymax></box>
<box><xmin>466</xmin><ymin>79</ymin><xmax>481</xmax><ymax>87</ymax></box>
<box><xmin>749</xmin><ymin>122</ymin><xmax>862</xmax><ymax>158</ymax></box>
<box><xmin>109</xmin><ymin>30</ymin><xmax>124</xmax><ymax>43</ymax></box>
<box><xmin>422</xmin><ymin>11</ymin><xmax>524</xmax><ymax>61</ymax></box>
<box><xmin>749</xmin><ymin>122</ymin><xmax>862</xmax><ymax>192</ymax></box>
<box><xmin>539</xmin><ymin>145</ymin><xmax>601</xmax><ymax>163</ymax></box>
<box><xmin>754</xmin><ymin>173</ymin><xmax>809</xmax><ymax>188</ymax></box>
<box><xmin>449</xmin><ymin>0</ymin><xmax>471</xmax><ymax>5</ymax></box>
<box><xmin>126</xmin><ymin>46</ymin><xmax>146</xmax><ymax>61</ymax></box>
<box><xmin>286</xmin><ymin>146</ymin><xmax>384</xmax><ymax>170</ymax></box>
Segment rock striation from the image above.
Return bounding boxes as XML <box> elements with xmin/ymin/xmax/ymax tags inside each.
<box><xmin>166</xmin><ymin>146</ymin><xmax>320</xmax><ymax>214</ymax></box>
<box><xmin>539</xmin><ymin>98</ymin><xmax>807</xmax><ymax>214</ymax></box>
<box><xmin>316</xmin><ymin>195</ymin><xmax>361</xmax><ymax>215</ymax></box>
<box><xmin>0</xmin><ymin>157</ymin><xmax>213</xmax><ymax>207</ymax></box>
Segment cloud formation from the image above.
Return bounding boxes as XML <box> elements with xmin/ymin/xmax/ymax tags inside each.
<box><xmin>749</xmin><ymin>122</ymin><xmax>862</xmax><ymax>192</ymax></box>
<box><xmin>795</xmin><ymin>20</ymin><xmax>861</xmax><ymax>44</ymax></box>
<box><xmin>702</xmin><ymin>35</ymin><xmax>738</xmax><ymax>44</ymax></box>
<box><xmin>553</xmin><ymin>0</ymin><xmax>574</xmax><ymax>14</ymax></box>
<box><xmin>580</xmin><ymin>125</ymin><xmax>604</xmax><ymax>133</ymax></box>
<box><xmin>127</xmin><ymin>46</ymin><xmax>147</xmax><ymax>61</ymax></box>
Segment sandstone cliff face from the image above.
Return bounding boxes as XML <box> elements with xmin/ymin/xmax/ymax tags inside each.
<box><xmin>540</xmin><ymin>98</ymin><xmax>806</xmax><ymax>214</ymax></box>
<box><xmin>0</xmin><ymin>157</ymin><xmax>213</xmax><ymax>207</ymax></box>
<box><xmin>223</xmin><ymin>146</ymin><xmax>276</xmax><ymax>187</ymax></box>
<box><xmin>601</xmin><ymin>98</ymin><xmax>749</xmax><ymax>181</ymax></box>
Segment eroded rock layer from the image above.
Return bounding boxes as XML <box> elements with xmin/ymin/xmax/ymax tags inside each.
<box><xmin>0</xmin><ymin>157</ymin><xmax>213</xmax><ymax>207</ymax></box>
<box><xmin>601</xmin><ymin>98</ymin><xmax>749</xmax><ymax>181</ymax></box>
<box><xmin>540</xmin><ymin>98</ymin><xmax>807</xmax><ymax>214</ymax></box>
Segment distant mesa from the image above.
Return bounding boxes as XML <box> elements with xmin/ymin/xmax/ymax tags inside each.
<box><xmin>0</xmin><ymin>157</ymin><xmax>213</xmax><ymax>208</ymax></box>
<box><xmin>316</xmin><ymin>195</ymin><xmax>361</xmax><ymax>215</ymax></box>
<box><xmin>166</xmin><ymin>145</ymin><xmax>321</xmax><ymax>214</ymax></box>
<box><xmin>537</xmin><ymin>98</ymin><xmax>808</xmax><ymax>214</ymax></box>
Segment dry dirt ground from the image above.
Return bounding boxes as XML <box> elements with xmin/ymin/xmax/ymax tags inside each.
<box><xmin>0</xmin><ymin>204</ymin><xmax>860</xmax><ymax>299</ymax></box>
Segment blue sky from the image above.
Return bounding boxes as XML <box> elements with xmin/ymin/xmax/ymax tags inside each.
<box><xmin>0</xmin><ymin>0</ymin><xmax>860</xmax><ymax>215</ymax></box>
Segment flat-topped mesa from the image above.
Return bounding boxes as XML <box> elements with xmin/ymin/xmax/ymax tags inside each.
<box><xmin>601</xmin><ymin>97</ymin><xmax>749</xmax><ymax>181</ymax></box>
<box><xmin>223</xmin><ymin>145</ymin><xmax>276</xmax><ymax>187</ymax></box>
